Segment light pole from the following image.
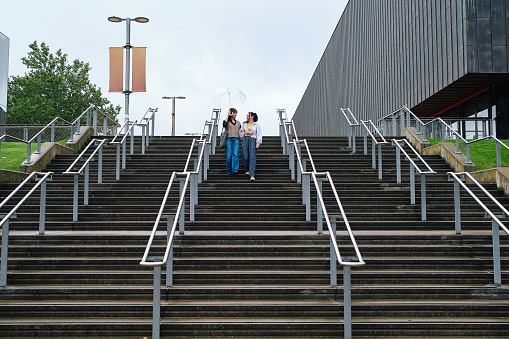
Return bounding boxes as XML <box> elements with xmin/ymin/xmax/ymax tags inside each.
<box><xmin>108</xmin><ymin>16</ymin><xmax>149</xmax><ymax>128</ymax></box>
<box><xmin>162</xmin><ymin>96</ymin><xmax>185</xmax><ymax>136</ymax></box>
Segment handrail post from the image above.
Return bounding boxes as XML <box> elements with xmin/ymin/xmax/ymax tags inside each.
<box><xmin>296</xmin><ymin>144</ymin><xmax>302</xmax><ymax>184</ymax></box>
<box><xmin>348</xmin><ymin>125</ymin><xmax>352</xmax><ymax>148</ymax></box>
<box><xmin>289</xmin><ymin>142</ymin><xmax>295</xmax><ymax>181</ymax></box>
<box><xmin>26</xmin><ymin>142</ymin><xmax>31</xmax><ymax>163</ymax></box>
<box><xmin>98</xmin><ymin>145</ymin><xmax>103</xmax><ymax>184</ymax></box>
<box><xmin>455</xmin><ymin>135</ymin><xmax>461</xmax><ymax>154</ymax></box>
<box><xmin>130</xmin><ymin>124</ymin><xmax>134</xmax><ymax>155</ymax></box>
<box><xmin>39</xmin><ymin>179</ymin><xmax>47</xmax><ymax>235</ymax></box>
<box><xmin>146</xmin><ymin>124</ymin><xmax>150</xmax><ymax>148</ymax></box>
<box><xmin>378</xmin><ymin>144</ymin><xmax>382</xmax><ymax>180</ymax></box>
<box><xmin>410</xmin><ymin>165</ymin><xmax>415</xmax><ymax>205</ymax></box>
<box><xmin>382</xmin><ymin>119</ymin><xmax>387</xmax><ymax>137</ymax></box>
<box><xmin>392</xmin><ymin>114</ymin><xmax>397</xmax><ymax>136</ymax></box>
<box><xmin>453</xmin><ymin>178</ymin><xmax>461</xmax><ymax>234</ymax></box>
<box><xmin>84</xmin><ymin>164</ymin><xmax>90</xmax><ymax>206</ymax></box>
<box><xmin>50</xmin><ymin>121</ymin><xmax>55</xmax><ymax>142</ymax></box>
<box><xmin>343</xmin><ymin>263</ymin><xmax>352</xmax><ymax>339</ymax></box>
<box><xmin>152</xmin><ymin>265</ymin><xmax>161</xmax><ymax>339</ymax></box>
<box><xmin>93</xmin><ymin>108</ymin><xmax>98</xmax><ymax>133</ymax></box>
<box><xmin>122</xmin><ymin>139</ymin><xmax>127</xmax><ymax>170</ymax></box>
<box><xmin>351</xmin><ymin>126</ymin><xmax>356</xmax><ymax>155</ymax></box>
<box><xmin>330</xmin><ymin>216</ymin><xmax>338</xmax><ymax>286</ymax></box>
<box><xmin>396</xmin><ymin>146</ymin><xmax>401</xmax><ymax>184</ymax></box>
<box><xmin>103</xmin><ymin>115</ymin><xmax>108</xmax><ymax>136</ymax></box>
<box><xmin>316</xmin><ymin>178</ymin><xmax>324</xmax><ymax>234</ymax></box>
<box><xmin>465</xmin><ymin>144</ymin><xmax>472</xmax><ymax>164</ymax></box>
<box><xmin>116</xmin><ymin>144</ymin><xmax>121</xmax><ymax>181</ymax></box>
<box><xmin>420</xmin><ymin>174</ymin><xmax>426</xmax><ymax>221</ymax></box>
<box><xmin>179</xmin><ymin>177</ymin><xmax>186</xmax><ymax>235</ymax></box>
<box><xmin>36</xmin><ymin>134</ymin><xmax>42</xmax><ymax>154</ymax></box>
<box><xmin>442</xmin><ymin>123</ymin><xmax>446</xmax><ymax>142</ymax></box>
<box><xmin>142</xmin><ymin>125</ymin><xmax>146</xmax><ymax>155</ymax></box>
<box><xmin>492</xmin><ymin>218</ymin><xmax>501</xmax><ymax>286</ymax></box>
<box><xmin>1</xmin><ymin>219</ymin><xmax>9</xmax><ymax>287</ymax></box>
<box><xmin>363</xmin><ymin>129</ymin><xmax>367</xmax><ymax>155</ymax></box>
<box><xmin>371</xmin><ymin>141</ymin><xmax>376</xmax><ymax>169</ymax></box>
<box><xmin>69</xmin><ymin>124</ymin><xmax>75</xmax><ymax>142</ymax></box>
<box><xmin>400</xmin><ymin>110</ymin><xmax>405</xmax><ymax>131</ymax></box>
<box><xmin>165</xmin><ymin>215</ymin><xmax>175</xmax><ymax>287</ymax></box>
<box><xmin>73</xmin><ymin>175</ymin><xmax>79</xmax><ymax>221</ymax></box>
<box><xmin>496</xmin><ymin>142</ymin><xmax>501</xmax><ymax>167</ymax></box>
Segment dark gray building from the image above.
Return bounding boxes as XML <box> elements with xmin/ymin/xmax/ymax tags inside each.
<box><xmin>294</xmin><ymin>0</ymin><xmax>509</xmax><ymax>138</ymax></box>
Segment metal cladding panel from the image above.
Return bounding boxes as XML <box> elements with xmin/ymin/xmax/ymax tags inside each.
<box><xmin>294</xmin><ymin>0</ymin><xmax>509</xmax><ymax>136</ymax></box>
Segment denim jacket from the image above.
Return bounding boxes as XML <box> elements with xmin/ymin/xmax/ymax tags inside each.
<box><xmin>240</xmin><ymin>121</ymin><xmax>262</xmax><ymax>144</ymax></box>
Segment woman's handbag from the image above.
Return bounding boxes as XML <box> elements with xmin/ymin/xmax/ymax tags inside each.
<box><xmin>219</xmin><ymin>128</ymin><xmax>228</xmax><ymax>148</ymax></box>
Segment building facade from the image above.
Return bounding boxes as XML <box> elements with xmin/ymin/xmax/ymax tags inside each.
<box><xmin>293</xmin><ymin>0</ymin><xmax>509</xmax><ymax>138</ymax></box>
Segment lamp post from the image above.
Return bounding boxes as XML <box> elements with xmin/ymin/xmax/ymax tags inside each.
<box><xmin>162</xmin><ymin>96</ymin><xmax>185</xmax><ymax>136</ymax></box>
<box><xmin>108</xmin><ymin>16</ymin><xmax>149</xmax><ymax>128</ymax></box>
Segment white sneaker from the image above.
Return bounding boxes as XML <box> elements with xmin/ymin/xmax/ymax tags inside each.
<box><xmin>245</xmin><ymin>172</ymin><xmax>250</xmax><ymax>175</ymax></box>
<box><xmin>250</xmin><ymin>177</ymin><xmax>255</xmax><ymax>181</ymax></box>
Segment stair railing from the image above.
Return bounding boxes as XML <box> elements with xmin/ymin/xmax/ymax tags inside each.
<box><xmin>140</xmin><ymin>117</ymin><xmax>215</xmax><ymax>339</ymax></box>
<box><xmin>137</xmin><ymin>108</ymin><xmax>158</xmax><ymax>154</ymax></box>
<box><xmin>360</xmin><ymin>120</ymin><xmax>388</xmax><ymax>180</ymax></box>
<box><xmin>392</xmin><ymin>138</ymin><xmax>436</xmax><ymax>221</ymax></box>
<box><xmin>448</xmin><ymin>171</ymin><xmax>509</xmax><ymax>286</ymax></box>
<box><xmin>139</xmin><ymin>171</ymin><xmax>191</xmax><ymax>339</ymax></box>
<box><xmin>110</xmin><ymin>120</ymin><xmax>137</xmax><ymax>181</ymax></box>
<box><xmin>210</xmin><ymin>109</ymin><xmax>221</xmax><ymax>155</ymax></box>
<box><xmin>279</xmin><ymin>110</ymin><xmax>365</xmax><ymax>339</ymax></box>
<box><xmin>25</xmin><ymin>117</ymin><xmax>72</xmax><ymax>164</ymax></box>
<box><xmin>0</xmin><ymin>171</ymin><xmax>53</xmax><ymax>287</ymax></box>
<box><xmin>62</xmin><ymin>139</ymin><xmax>108</xmax><ymax>221</ymax></box>
<box><xmin>183</xmin><ymin>138</ymin><xmax>207</xmax><ymax>222</ymax></box>
<box><xmin>341</xmin><ymin>108</ymin><xmax>360</xmax><ymax>154</ymax></box>
<box><xmin>71</xmin><ymin>104</ymin><xmax>120</xmax><ymax>140</ymax></box>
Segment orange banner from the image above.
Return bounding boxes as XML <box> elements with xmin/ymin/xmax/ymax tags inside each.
<box><xmin>132</xmin><ymin>47</ymin><xmax>146</xmax><ymax>92</ymax></box>
<box><xmin>109</xmin><ymin>47</ymin><xmax>123</xmax><ymax>92</ymax></box>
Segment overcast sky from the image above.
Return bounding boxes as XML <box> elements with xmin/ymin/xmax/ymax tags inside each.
<box><xmin>1</xmin><ymin>0</ymin><xmax>348</xmax><ymax>136</ymax></box>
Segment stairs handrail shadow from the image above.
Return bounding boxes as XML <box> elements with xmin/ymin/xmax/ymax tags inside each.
<box><xmin>0</xmin><ymin>171</ymin><xmax>53</xmax><ymax>287</ymax></box>
<box><xmin>277</xmin><ymin>108</ymin><xmax>364</xmax><ymax>339</ymax></box>
<box><xmin>448</xmin><ymin>171</ymin><xmax>509</xmax><ymax>286</ymax></box>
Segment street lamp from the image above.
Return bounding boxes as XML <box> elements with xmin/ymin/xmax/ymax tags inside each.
<box><xmin>162</xmin><ymin>96</ymin><xmax>185</xmax><ymax>136</ymax></box>
<box><xmin>108</xmin><ymin>16</ymin><xmax>149</xmax><ymax>128</ymax></box>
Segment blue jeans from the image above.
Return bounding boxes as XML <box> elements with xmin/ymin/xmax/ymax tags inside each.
<box><xmin>241</xmin><ymin>136</ymin><xmax>257</xmax><ymax>177</ymax></box>
<box><xmin>225</xmin><ymin>137</ymin><xmax>239</xmax><ymax>174</ymax></box>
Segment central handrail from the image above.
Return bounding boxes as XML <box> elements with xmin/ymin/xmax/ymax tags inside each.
<box><xmin>0</xmin><ymin>171</ymin><xmax>53</xmax><ymax>287</ymax></box>
<box><xmin>341</xmin><ymin>108</ymin><xmax>360</xmax><ymax>154</ymax></box>
<box><xmin>392</xmin><ymin>138</ymin><xmax>436</xmax><ymax>220</ymax></box>
<box><xmin>360</xmin><ymin>119</ymin><xmax>388</xmax><ymax>180</ymax></box>
<box><xmin>140</xmin><ymin>109</ymin><xmax>220</xmax><ymax>339</ymax></box>
<box><xmin>63</xmin><ymin>139</ymin><xmax>108</xmax><ymax>175</ymax></box>
<box><xmin>448</xmin><ymin>171</ymin><xmax>509</xmax><ymax>286</ymax></box>
<box><xmin>110</xmin><ymin>120</ymin><xmax>137</xmax><ymax>180</ymax></box>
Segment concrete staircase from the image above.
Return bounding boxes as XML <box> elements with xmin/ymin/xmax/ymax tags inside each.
<box><xmin>0</xmin><ymin>135</ymin><xmax>508</xmax><ymax>338</ymax></box>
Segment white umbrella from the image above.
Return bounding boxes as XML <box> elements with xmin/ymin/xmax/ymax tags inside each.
<box><xmin>211</xmin><ymin>86</ymin><xmax>247</xmax><ymax>109</ymax></box>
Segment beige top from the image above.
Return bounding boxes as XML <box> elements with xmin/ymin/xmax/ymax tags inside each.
<box><xmin>224</xmin><ymin>119</ymin><xmax>241</xmax><ymax>138</ymax></box>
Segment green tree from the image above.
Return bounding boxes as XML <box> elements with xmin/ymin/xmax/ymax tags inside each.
<box><xmin>7</xmin><ymin>41</ymin><xmax>120</xmax><ymax>124</ymax></box>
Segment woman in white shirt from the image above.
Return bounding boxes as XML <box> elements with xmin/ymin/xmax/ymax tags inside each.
<box><xmin>240</xmin><ymin>112</ymin><xmax>262</xmax><ymax>181</ymax></box>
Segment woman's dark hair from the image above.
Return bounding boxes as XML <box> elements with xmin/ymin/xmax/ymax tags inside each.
<box><xmin>249</xmin><ymin>112</ymin><xmax>258</xmax><ymax>122</ymax></box>
<box><xmin>228</xmin><ymin>108</ymin><xmax>238</xmax><ymax>124</ymax></box>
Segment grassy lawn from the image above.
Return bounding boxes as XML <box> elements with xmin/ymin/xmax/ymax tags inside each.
<box><xmin>427</xmin><ymin>138</ymin><xmax>509</xmax><ymax>170</ymax></box>
<box><xmin>0</xmin><ymin>140</ymin><xmax>68</xmax><ymax>171</ymax></box>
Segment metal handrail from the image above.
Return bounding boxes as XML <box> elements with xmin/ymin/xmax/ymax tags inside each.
<box><xmin>0</xmin><ymin>171</ymin><xmax>53</xmax><ymax>287</ymax></box>
<box><xmin>341</xmin><ymin>108</ymin><xmax>360</xmax><ymax>153</ymax></box>
<box><xmin>63</xmin><ymin>139</ymin><xmax>108</xmax><ymax>175</ymax></box>
<box><xmin>392</xmin><ymin>139</ymin><xmax>435</xmax><ymax>175</ymax></box>
<box><xmin>341</xmin><ymin>108</ymin><xmax>360</xmax><ymax>127</ymax></box>
<box><xmin>392</xmin><ymin>138</ymin><xmax>436</xmax><ymax>220</ymax></box>
<box><xmin>448</xmin><ymin>171</ymin><xmax>509</xmax><ymax>286</ymax></box>
<box><xmin>63</xmin><ymin>139</ymin><xmax>108</xmax><ymax>221</ymax></box>
<box><xmin>361</xmin><ymin>120</ymin><xmax>388</xmax><ymax>180</ymax></box>
<box><xmin>110</xmin><ymin>120</ymin><xmax>137</xmax><ymax>180</ymax></box>
<box><xmin>312</xmin><ymin>171</ymin><xmax>365</xmax><ymax>268</ymax></box>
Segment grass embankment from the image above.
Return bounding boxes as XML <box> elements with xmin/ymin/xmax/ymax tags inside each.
<box><xmin>427</xmin><ymin>139</ymin><xmax>509</xmax><ymax>171</ymax></box>
<box><xmin>0</xmin><ymin>140</ymin><xmax>67</xmax><ymax>171</ymax></box>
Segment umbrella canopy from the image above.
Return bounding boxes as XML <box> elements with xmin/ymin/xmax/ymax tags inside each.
<box><xmin>211</xmin><ymin>86</ymin><xmax>247</xmax><ymax>109</ymax></box>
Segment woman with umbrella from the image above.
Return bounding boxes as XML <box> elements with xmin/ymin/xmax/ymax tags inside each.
<box><xmin>240</xmin><ymin>112</ymin><xmax>262</xmax><ymax>181</ymax></box>
<box><xmin>223</xmin><ymin>108</ymin><xmax>242</xmax><ymax>175</ymax></box>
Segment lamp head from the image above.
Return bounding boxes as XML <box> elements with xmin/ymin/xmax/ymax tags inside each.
<box><xmin>108</xmin><ymin>16</ymin><xmax>123</xmax><ymax>23</ymax></box>
<box><xmin>134</xmin><ymin>17</ymin><xmax>149</xmax><ymax>23</ymax></box>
